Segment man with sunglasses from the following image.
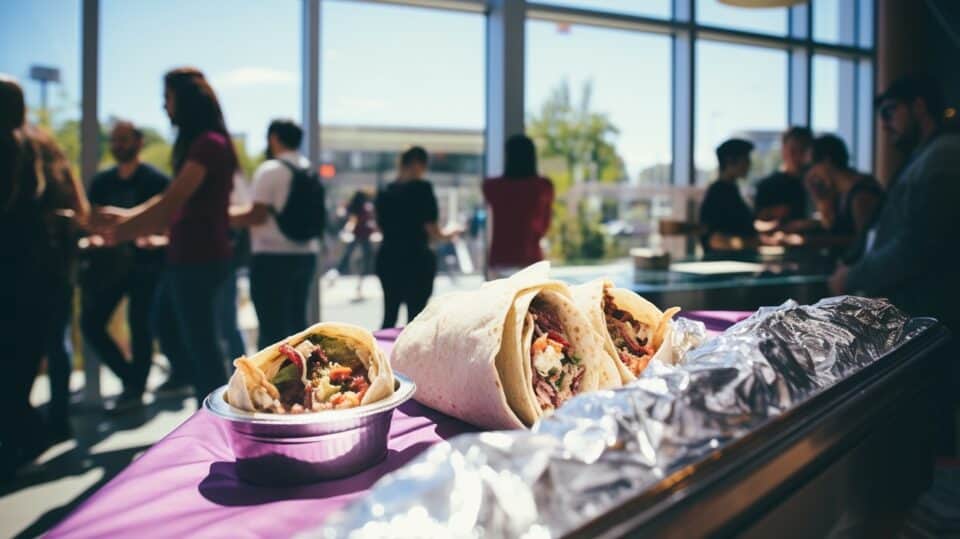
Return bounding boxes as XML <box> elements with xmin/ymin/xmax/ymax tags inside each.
<box><xmin>829</xmin><ymin>74</ymin><xmax>960</xmax><ymax>454</ymax></box>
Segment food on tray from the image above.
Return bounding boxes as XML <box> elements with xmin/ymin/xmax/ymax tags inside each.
<box><xmin>392</xmin><ymin>262</ymin><xmax>620</xmax><ymax>429</ymax></box>
<box><xmin>571</xmin><ymin>279</ymin><xmax>680</xmax><ymax>382</ymax></box>
<box><xmin>226</xmin><ymin>322</ymin><xmax>394</xmax><ymax>413</ymax></box>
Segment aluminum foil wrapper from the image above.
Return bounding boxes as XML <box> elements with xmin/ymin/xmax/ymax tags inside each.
<box><xmin>307</xmin><ymin>297</ymin><xmax>933</xmax><ymax>539</ymax></box>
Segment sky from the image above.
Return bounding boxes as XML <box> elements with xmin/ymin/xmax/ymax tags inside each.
<box><xmin>0</xmin><ymin>0</ymin><xmax>862</xmax><ymax>181</ymax></box>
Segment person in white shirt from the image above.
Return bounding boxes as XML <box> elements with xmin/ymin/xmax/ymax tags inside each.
<box><xmin>230</xmin><ymin>120</ymin><xmax>319</xmax><ymax>348</ymax></box>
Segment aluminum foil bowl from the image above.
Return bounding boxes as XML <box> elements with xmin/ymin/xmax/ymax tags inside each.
<box><xmin>203</xmin><ymin>374</ymin><xmax>416</xmax><ymax>486</ymax></box>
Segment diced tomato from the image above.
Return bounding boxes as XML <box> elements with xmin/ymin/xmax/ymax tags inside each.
<box><xmin>279</xmin><ymin>344</ymin><xmax>304</xmax><ymax>373</ymax></box>
<box><xmin>328</xmin><ymin>366</ymin><xmax>353</xmax><ymax>383</ymax></box>
<box><xmin>547</xmin><ymin>331</ymin><xmax>570</xmax><ymax>348</ymax></box>
<box><xmin>330</xmin><ymin>393</ymin><xmax>346</xmax><ymax>406</ymax></box>
<box><xmin>349</xmin><ymin>376</ymin><xmax>369</xmax><ymax>394</ymax></box>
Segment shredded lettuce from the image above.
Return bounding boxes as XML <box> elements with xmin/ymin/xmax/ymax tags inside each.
<box><xmin>271</xmin><ymin>362</ymin><xmax>302</xmax><ymax>386</ymax></box>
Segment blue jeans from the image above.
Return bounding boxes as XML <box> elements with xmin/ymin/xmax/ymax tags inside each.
<box><xmin>251</xmin><ymin>254</ymin><xmax>316</xmax><ymax>350</ymax></box>
<box><xmin>166</xmin><ymin>261</ymin><xmax>230</xmax><ymax>399</ymax></box>
<box><xmin>217</xmin><ymin>266</ymin><xmax>247</xmax><ymax>360</ymax></box>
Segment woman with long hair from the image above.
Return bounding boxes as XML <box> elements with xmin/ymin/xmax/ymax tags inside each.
<box><xmin>0</xmin><ymin>74</ymin><xmax>89</xmax><ymax>476</ymax></box>
<box><xmin>482</xmin><ymin>134</ymin><xmax>554</xmax><ymax>278</ymax></box>
<box><xmin>95</xmin><ymin>67</ymin><xmax>238</xmax><ymax>399</ymax></box>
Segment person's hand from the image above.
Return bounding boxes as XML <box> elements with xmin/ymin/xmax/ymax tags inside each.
<box><xmin>78</xmin><ymin>234</ymin><xmax>106</xmax><ymax>250</ymax></box>
<box><xmin>135</xmin><ymin>235</ymin><xmax>168</xmax><ymax>249</ymax></box>
<box><xmin>828</xmin><ymin>264</ymin><xmax>849</xmax><ymax>296</ymax></box>
<box><xmin>88</xmin><ymin>206</ymin><xmax>130</xmax><ymax>232</ymax></box>
<box><xmin>442</xmin><ymin>224</ymin><xmax>465</xmax><ymax>239</ymax></box>
<box><xmin>760</xmin><ymin>231</ymin><xmax>785</xmax><ymax>246</ymax></box>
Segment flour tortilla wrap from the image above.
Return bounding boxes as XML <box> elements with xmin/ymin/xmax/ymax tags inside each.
<box><xmin>391</xmin><ymin>263</ymin><xmax>620</xmax><ymax>429</ymax></box>
<box><xmin>225</xmin><ymin>322</ymin><xmax>394</xmax><ymax>412</ymax></box>
<box><xmin>571</xmin><ymin>279</ymin><xmax>679</xmax><ymax>383</ymax></box>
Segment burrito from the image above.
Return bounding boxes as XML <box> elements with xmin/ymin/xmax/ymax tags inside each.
<box><xmin>571</xmin><ymin>279</ymin><xmax>680</xmax><ymax>382</ymax></box>
<box><xmin>226</xmin><ymin>322</ymin><xmax>394</xmax><ymax>413</ymax></box>
<box><xmin>392</xmin><ymin>263</ymin><xmax>621</xmax><ymax>429</ymax></box>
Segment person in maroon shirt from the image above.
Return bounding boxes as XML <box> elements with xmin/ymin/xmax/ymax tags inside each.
<box><xmin>482</xmin><ymin>134</ymin><xmax>555</xmax><ymax>277</ymax></box>
<box><xmin>94</xmin><ymin>67</ymin><xmax>237</xmax><ymax>400</ymax></box>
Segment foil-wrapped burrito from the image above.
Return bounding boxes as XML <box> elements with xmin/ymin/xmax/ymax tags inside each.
<box><xmin>307</xmin><ymin>296</ymin><xmax>932</xmax><ymax>538</ymax></box>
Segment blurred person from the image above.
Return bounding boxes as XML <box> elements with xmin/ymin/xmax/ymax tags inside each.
<box><xmin>754</xmin><ymin>126</ymin><xmax>813</xmax><ymax>227</ymax></box>
<box><xmin>219</xmin><ymin>175</ymin><xmax>250</xmax><ymax>359</ymax></box>
<box><xmin>231</xmin><ymin>119</ymin><xmax>319</xmax><ymax>349</ymax></box>
<box><xmin>79</xmin><ymin>121</ymin><xmax>170</xmax><ymax>412</ymax></box>
<box><xmin>324</xmin><ymin>189</ymin><xmax>376</xmax><ymax>300</ymax></box>
<box><xmin>375</xmin><ymin>146</ymin><xmax>459</xmax><ymax>328</ymax></box>
<box><xmin>0</xmin><ymin>75</ymin><xmax>90</xmax><ymax>475</ymax></box>
<box><xmin>699</xmin><ymin>138</ymin><xmax>758</xmax><ymax>253</ymax></box>
<box><xmin>829</xmin><ymin>75</ymin><xmax>960</xmax><ymax>325</ymax></box>
<box><xmin>800</xmin><ymin>134</ymin><xmax>883</xmax><ymax>259</ymax></box>
<box><xmin>828</xmin><ymin>75</ymin><xmax>960</xmax><ymax>455</ymax></box>
<box><xmin>482</xmin><ymin>134</ymin><xmax>554</xmax><ymax>279</ymax></box>
<box><xmin>93</xmin><ymin>67</ymin><xmax>237</xmax><ymax>400</ymax></box>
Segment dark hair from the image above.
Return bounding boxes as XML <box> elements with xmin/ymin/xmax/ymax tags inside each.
<box><xmin>1</xmin><ymin>75</ymin><xmax>32</xmax><ymax>210</ymax></box>
<box><xmin>400</xmin><ymin>146</ymin><xmax>428</xmax><ymax>167</ymax></box>
<box><xmin>782</xmin><ymin>126</ymin><xmax>813</xmax><ymax>147</ymax></box>
<box><xmin>347</xmin><ymin>189</ymin><xmax>370</xmax><ymax>215</ymax></box>
<box><xmin>112</xmin><ymin>119</ymin><xmax>144</xmax><ymax>141</ymax></box>
<box><xmin>715</xmin><ymin>138</ymin><xmax>754</xmax><ymax>170</ymax></box>
<box><xmin>1</xmin><ymin>76</ymin><xmax>77</xmax><ymax>214</ymax></box>
<box><xmin>164</xmin><ymin>67</ymin><xmax>236</xmax><ymax>173</ymax></box>
<box><xmin>504</xmin><ymin>134</ymin><xmax>537</xmax><ymax>178</ymax></box>
<box><xmin>811</xmin><ymin>134</ymin><xmax>850</xmax><ymax>169</ymax></box>
<box><xmin>267</xmin><ymin>119</ymin><xmax>303</xmax><ymax>150</ymax></box>
<box><xmin>875</xmin><ymin>74</ymin><xmax>946</xmax><ymax>123</ymax></box>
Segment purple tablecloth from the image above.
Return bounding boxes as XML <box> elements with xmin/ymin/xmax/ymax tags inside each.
<box><xmin>47</xmin><ymin>311</ymin><xmax>750</xmax><ymax>538</ymax></box>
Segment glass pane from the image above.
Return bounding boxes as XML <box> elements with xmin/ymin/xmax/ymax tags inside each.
<box><xmin>857</xmin><ymin>0</ymin><xmax>874</xmax><ymax>48</ymax></box>
<box><xmin>321</xmin><ymin>1</ymin><xmax>485</xmax><ymax>327</ymax></box>
<box><xmin>100</xmin><ymin>0</ymin><xmax>300</xmax><ymax>177</ymax></box>
<box><xmin>535</xmin><ymin>0</ymin><xmax>671</xmax><ymax>19</ymax></box>
<box><xmin>695</xmin><ymin>40</ymin><xmax>788</xmax><ymax>186</ymax></box>
<box><xmin>0</xmin><ymin>0</ymin><xmax>81</xmax><ymax>169</ymax></box>
<box><xmin>696</xmin><ymin>0</ymin><xmax>788</xmax><ymax>35</ymax></box>
<box><xmin>526</xmin><ymin>20</ymin><xmax>672</xmax><ymax>263</ymax></box>
<box><xmin>813</xmin><ymin>0</ymin><xmax>856</xmax><ymax>45</ymax></box>
<box><xmin>812</xmin><ymin>55</ymin><xmax>856</xmax><ymax>157</ymax></box>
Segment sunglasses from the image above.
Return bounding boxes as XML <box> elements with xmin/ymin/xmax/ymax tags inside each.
<box><xmin>878</xmin><ymin>102</ymin><xmax>901</xmax><ymax>121</ymax></box>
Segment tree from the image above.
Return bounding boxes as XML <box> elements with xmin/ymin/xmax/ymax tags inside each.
<box><xmin>527</xmin><ymin>80</ymin><xmax>626</xmax><ymax>193</ymax></box>
<box><xmin>526</xmin><ymin>80</ymin><xmax>627</xmax><ymax>262</ymax></box>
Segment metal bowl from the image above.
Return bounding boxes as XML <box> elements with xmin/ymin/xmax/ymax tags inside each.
<box><xmin>203</xmin><ymin>374</ymin><xmax>416</xmax><ymax>486</ymax></box>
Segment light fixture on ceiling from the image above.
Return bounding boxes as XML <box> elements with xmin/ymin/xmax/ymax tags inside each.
<box><xmin>718</xmin><ymin>0</ymin><xmax>806</xmax><ymax>7</ymax></box>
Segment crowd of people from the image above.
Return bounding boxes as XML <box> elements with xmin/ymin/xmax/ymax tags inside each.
<box><xmin>2</xmin><ymin>66</ymin><xmax>957</xmax><ymax>476</ymax></box>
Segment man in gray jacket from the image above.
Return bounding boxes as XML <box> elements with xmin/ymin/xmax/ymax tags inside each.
<box><xmin>830</xmin><ymin>75</ymin><xmax>959</xmax><ymax>455</ymax></box>
<box><xmin>829</xmin><ymin>75</ymin><xmax>960</xmax><ymax>330</ymax></box>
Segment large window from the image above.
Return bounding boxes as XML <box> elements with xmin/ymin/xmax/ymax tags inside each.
<box><xmin>696</xmin><ymin>0</ymin><xmax>788</xmax><ymax>35</ymax></box>
<box><xmin>99</xmin><ymin>0</ymin><xmax>301</xmax><ymax>176</ymax></box>
<box><xmin>535</xmin><ymin>0</ymin><xmax>671</xmax><ymax>20</ymax></box>
<box><xmin>319</xmin><ymin>1</ymin><xmax>485</xmax><ymax>326</ymax></box>
<box><xmin>0</xmin><ymin>0</ymin><xmax>81</xmax><ymax>168</ymax></box>
<box><xmin>526</xmin><ymin>19</ymin><xmax>672</xmax><ymax>261</ymax></box>
<box><xmin>695</xmin><ymin>40</ymin><xmax>788</xmax><ymax>185</ymax></box>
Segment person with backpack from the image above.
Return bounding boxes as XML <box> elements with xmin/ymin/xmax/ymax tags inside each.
<box><xmin>230</xmin><ymin>119</ymin><xmax>324</xmax><ymax>349</ymax></box>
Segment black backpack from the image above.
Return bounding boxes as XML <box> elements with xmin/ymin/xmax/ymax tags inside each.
<box><xmin>271</xmin><ymin>160</ymin><xmax>327</xmax><ymax>242</ymax></box>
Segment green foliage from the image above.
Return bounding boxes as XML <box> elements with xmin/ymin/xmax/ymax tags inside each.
<box><xmin>527</xmin><ymin>79</ymin><xmax>626</xmax><ymax>193</ymax></box>
<box><xmin>528</xmin><ymin>80</ymin><xmax>626</xmax><ymax>262</ymax></box>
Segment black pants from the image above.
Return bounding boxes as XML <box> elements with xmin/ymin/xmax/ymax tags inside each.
<box><xmin>46</xmin><ymin>277</ymin><xmax>75</xmax><ymax>426</ymax></box>
<box><xmin>376</xmin><ymin>247</ymin><xmax>436</xmax><ymax>329</ymax></box>
<box><xmin>251</xmin><ymin>253</ymin><xmax>316</xmax><ymax>350</ymax></box>
<box><xmin>1</xmin><ymin>262</ymin><xmax>60</xmax><ymax>449</ymax></box>
<box><xmin>81</xmin><ymin>264</ymin><xmax>161</xmax><ymax>395</ymax></box>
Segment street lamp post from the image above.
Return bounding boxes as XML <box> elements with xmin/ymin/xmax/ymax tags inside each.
<box><xmin>29</xmin><ymin>65</ymin><xmax>61</xmax><ymax>121</ymax></box>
